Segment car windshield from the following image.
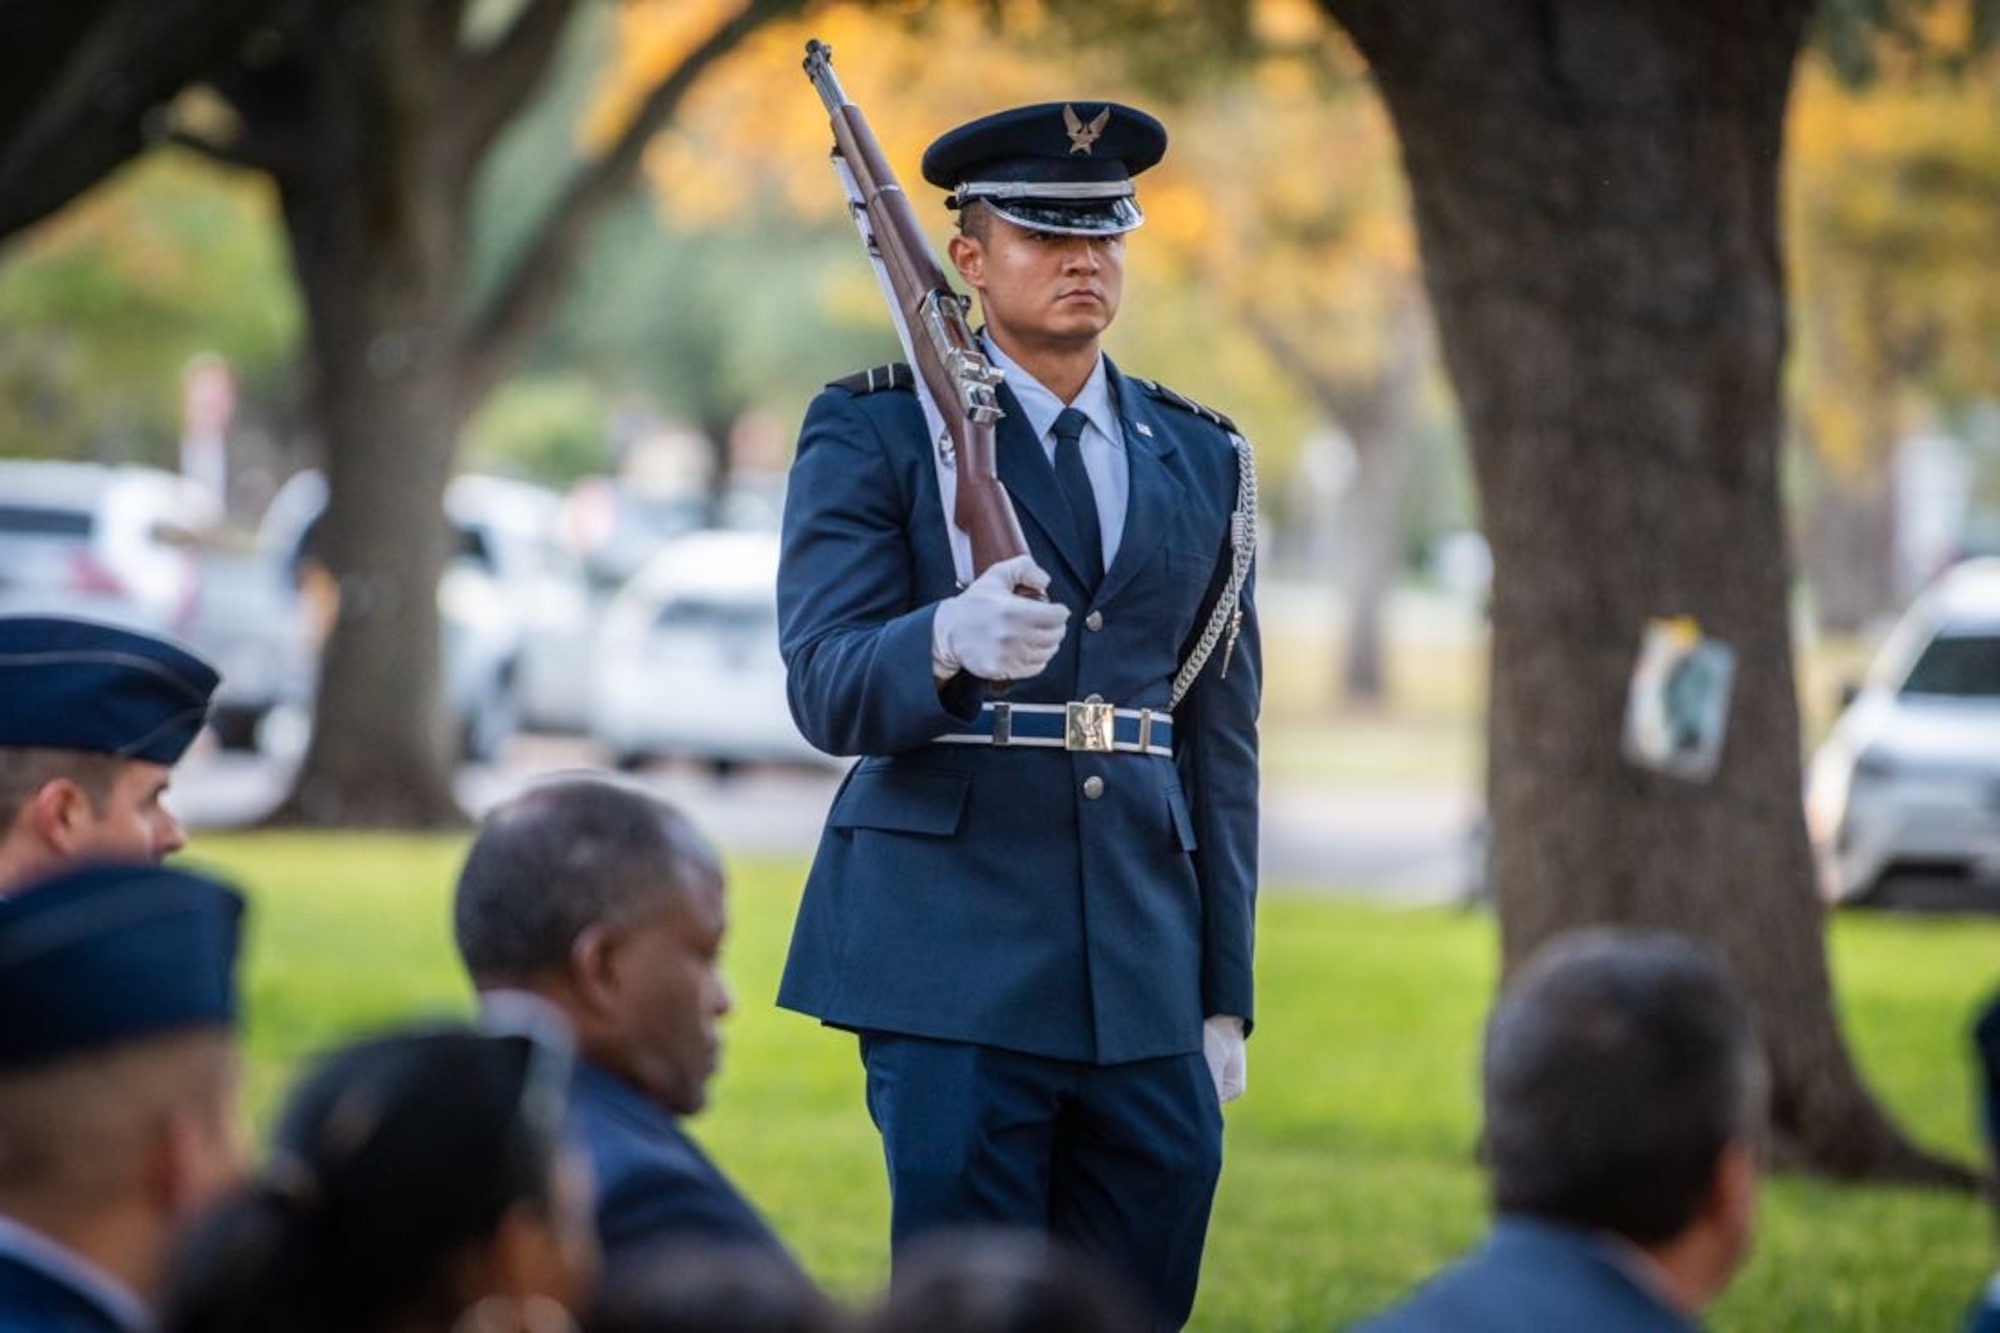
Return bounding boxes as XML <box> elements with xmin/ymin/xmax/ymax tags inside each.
<box><xmin>1898</xmin><ymin>632</ymin><xmax>2000</xmax><ymax>698</ymax></box>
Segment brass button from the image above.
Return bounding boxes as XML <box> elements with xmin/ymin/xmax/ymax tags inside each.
<box><xmin>1083</xmin><ymin>775</ymin><xmax>1105</xmax><ymax>800</ymax></box>
<box><xmin>1084</xmin><ymin>610</ymin><xmax>1104</xmax><ymax>632</ymax></box>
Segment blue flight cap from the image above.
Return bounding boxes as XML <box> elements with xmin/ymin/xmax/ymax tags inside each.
<box><xmin>921</xmin><ymin>101</ymin><xmax>1167</xmax><ymax>237</ymax></box>
<box><xmin>0</xmin><ymin>862</ymin><xmax>245</xmax><ymax>1069</ymax></box>
<box><xmin>0</xmin><ymin>615</ymin><xmax>220</xmax><ymax>765</ymax></box>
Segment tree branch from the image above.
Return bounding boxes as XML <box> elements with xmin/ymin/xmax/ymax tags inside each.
<box><xmin>456</xmin><ymin>0</ymin><xmax>805</xmax><ymax>408</ymax></box>
<box><xmin>446</xmin><ymin>0</ymin><xmax>578</xmax><ymax>168</ymax></box>
<box><xmin>164</xmin><ymin>126</ymin><xmax>274</xmax><ymax>173</ymax></box>
<box><xmin>1239</xmin><ymin>303</ymin><xmax>1373</xmax><ymax>433</ymax></box>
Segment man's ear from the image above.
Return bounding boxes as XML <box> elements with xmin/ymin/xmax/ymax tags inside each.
<box><xmin>147</xmin><ymin>1101</ymin><xmax>243</xmax><ymax>1220</ymax></box>
<box><xmin>1709</xmin><ymin>1138</ymin><xmax>1759</xmax><ymax>1239</ymax></box>
<box><xmin>568</xmin><ymin>922</ymin><xmax>621</xmax><ymax>1015</ymax></box>
<box><xmin>948</xmin><ymin>232</ymin><xmax>985</xmax><ymax>291</ymax></box>
<box><xmin>24</xmin><ymin>779</ymin><xmax>90</xmax><ymax>855</ymax></box>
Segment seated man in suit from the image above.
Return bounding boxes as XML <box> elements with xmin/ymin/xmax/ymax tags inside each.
<box><xmin>0</xmin><ymin>862</ymin><xmax>247</xmax><ymax>1331</ymax></box>
<box><xmin>0</xmin><ymin>616</ymin><xmax>220</xmax><ymax>894</ymax></box>
<box><xmin>1357</xmin><ymin>928</ymin><xmax>1766</xmax><ymax>1333</ymax></box>
<box><xmin>452</xmin><ymin>775</ymin><xmax>801</xmax><ymax>1281</ymax></box>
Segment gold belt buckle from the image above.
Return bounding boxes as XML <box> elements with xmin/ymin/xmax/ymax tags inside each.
<box><xmin>1065</xmin><ymin>700</ymin><xmax>1115</xmax><ymax>752</ymax></box>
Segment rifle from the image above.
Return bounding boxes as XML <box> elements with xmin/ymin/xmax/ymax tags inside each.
<box><xmin>802</xmin><ymin>39</ymin><xmax>1034</xmax><ymax>587</ymax></box>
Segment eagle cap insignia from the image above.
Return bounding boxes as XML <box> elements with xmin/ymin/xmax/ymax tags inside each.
<box><xmin>1063</xmin><ymin>104</ymin><xmax>1110</xmax><ymax>154</ymax></box>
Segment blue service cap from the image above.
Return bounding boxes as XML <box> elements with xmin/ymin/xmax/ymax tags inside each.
<box><xmin>921</xmin><ymin>101</ymin><xmax>1167</xmax><ymax>237</ymax></box>
<box><xmin>0</xmin><ymin>862</ymin><xmax>245</xmax><ymax>1069</ymax></box>
<box><xmin>0</xmin><ymin>615</ymin><xmax>219</xmax><ymax>765</ymax></box>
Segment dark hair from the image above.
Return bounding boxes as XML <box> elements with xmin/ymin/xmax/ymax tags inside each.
<box><xmin>164</xmin><ymin>1025</ymin><xmax>574</xmax><ymax>1333</ymax></box>
<box><xmin>590</xmin><ymin>1241</ymin><xmax>842</xmax><ymax>1333</ymax></box>
<box><xmin>866</xmin><ymin>1228</ymin><xmax>1147</xmax><ymax>1333</ymax></box>
<box><xmin>956</xmin><ymin>198</ymin><xmax>994</xmax><ymax>241</ymax></box>
<box><xmin>455</xmin><ymin>775</ymin><xmax>720</xmax><ymax>984</ymax></box>
<box><xmin>0</xmin><ymin>746</ymin><xmax>120</xmax><ymax>829</ymax></box>
<box><xmin>1481</xmin><ymin>928</ymin><xmax>1765</xmax><ymax>1245</ymax></box>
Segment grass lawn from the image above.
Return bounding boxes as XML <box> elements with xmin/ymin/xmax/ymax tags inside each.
<box><xmin>188</xmin><ymin>832</ymin><xmax>2000</xmax><ymax>1331</ymax></box>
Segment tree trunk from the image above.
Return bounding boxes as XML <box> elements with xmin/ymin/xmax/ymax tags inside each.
<box><xmin>266</xmin><ymin>3</ymin><xmax>468</xmax><ymax>826</ymax></box>
<box><xmin>1326</xmin><ymin>0</ymin><xmax>1967</xmax><ymax>1185</ymax></box>
<box><xmin>1336</xmin><ymin>286</ymin><xmax>1426</xmax><ymax>706</ymax></box>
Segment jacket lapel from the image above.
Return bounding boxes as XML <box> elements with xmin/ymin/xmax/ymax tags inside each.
<box><xmin>1096</xmin><ymin>358</ymin><xmax>1185</xmax><ymax>605</ymax></box>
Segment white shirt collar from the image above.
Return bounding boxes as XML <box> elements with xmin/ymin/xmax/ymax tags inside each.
<box><xmin>980</xmin><ymin>336</ymin><xmax>1121</xmax><ymax>454</ymax></box>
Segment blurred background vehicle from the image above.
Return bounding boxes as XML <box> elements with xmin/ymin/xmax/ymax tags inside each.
<box><xmin>445</xmin><ymin>474</ymin><xmax>597</xmax><ymax>737</ymax></box>
<box><xmin>0</xmin><ymin>460</ymin><xmax>313</xmax><ymax>752</ymax></box>
<box><xmin>1806</xmin><ymin>557</ymin><xmax>2000</xmax><ymax>910</ymax></box>
<box><xmin>590</xmin><ymin>528</ymin><xmax>834</xmax><ymax>775</ymax></box>
<box><xmin>261</xmin><ymin>469</ymin><xmax>599</xmax><ymax>764</ymax></box>
<box><xmin>0</xmin><ymin>460</ymin><xmax>217</xmax><ymax>633</ymax></box>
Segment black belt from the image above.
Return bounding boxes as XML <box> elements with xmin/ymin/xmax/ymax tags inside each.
<box><xmin>934</xmin><ymin>701</ymin><xmax>1172</xmax><ymax>757</ymax></box>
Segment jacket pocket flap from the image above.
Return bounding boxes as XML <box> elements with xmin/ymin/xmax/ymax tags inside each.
<box><xmin>828</xmin><ymin>767</ymin><xmax>970</xmax><ymax>837</ymax></box>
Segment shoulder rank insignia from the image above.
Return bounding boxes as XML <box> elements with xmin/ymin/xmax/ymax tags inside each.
<box><xmin>829</xmin><ymin>363</ymin><xmax>915</xmax><ymax>395</ymax></box>
<box><xmin>1135</xmin><ymin>377</ymin><xmax>1239</xmax><ymax>434</ymax></box>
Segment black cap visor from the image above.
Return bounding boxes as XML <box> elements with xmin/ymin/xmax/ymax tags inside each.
<box><xmin>962</xmin><ymin>193</ymin><xmax>1143</xmax><ymax>237</ymax></box>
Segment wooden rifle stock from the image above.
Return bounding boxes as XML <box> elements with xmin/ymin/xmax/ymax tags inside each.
<box><xmin>803</xmin><ymin>39</ymin><xmax>1034</xmax><ymax>583</ymax></box>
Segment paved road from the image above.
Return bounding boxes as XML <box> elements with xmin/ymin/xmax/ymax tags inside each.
<box><xmin>172</xmin><ymin>734</ymin><xmax>1480</xmax><ymax>904</ymax></box>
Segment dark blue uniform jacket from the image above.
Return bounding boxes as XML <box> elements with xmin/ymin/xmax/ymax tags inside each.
<box><xmin>776</xmin><ymin>357</ymin><xmax>1259</xmax><ymax>1066</ymax></box>
<box><xmin>570</xmin><ymin>1061</ymin><xmax>800</xmax><ymax>1277</ymax></box>
<box><xmin>1353</xmin><ymin>1218</ymin><xmax>1702</xmax><ymax>1333</ymax></box>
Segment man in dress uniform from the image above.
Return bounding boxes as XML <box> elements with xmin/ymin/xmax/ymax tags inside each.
<box><xmin>0</xmin><ymin>862</ymin><xmax>248</xmax><ymax>1330</ymax></box>
<box><xmin>776</xmin><ymin>99</ymin><xmax>1260</xmax><ymax>1328</ymax></box>
<box><xmin>453</xmin><ymin>776</ymin><xmax>804</xmax><ymax>1284</ymax></box>
<box><xmin>1357</xmin><ymin>929</ymin><xmax>1766</xmax><ymax>1333</ymax></box>
<box><xmin>0</xmin><ymin>615</ymin><xmax>220</xmax><ymax>894</ymax></box>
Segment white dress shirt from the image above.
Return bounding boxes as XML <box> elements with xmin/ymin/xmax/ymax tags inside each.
<box><xmin>982</xmin><ymin>336</ymin><xmax>1129</xmax><ymax>573</ymax></box>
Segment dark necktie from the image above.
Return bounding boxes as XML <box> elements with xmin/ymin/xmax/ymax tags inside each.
<box><xmin>1051</xmin><ymin>406</ymin><xmax>1104</xmax><ymax>589</ymax></box>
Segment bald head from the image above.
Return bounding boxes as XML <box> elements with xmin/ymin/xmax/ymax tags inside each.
<box><xmin>453</xmin><ymin>776</ymin><xmax>722</xmax><ymax>988</ymax></box>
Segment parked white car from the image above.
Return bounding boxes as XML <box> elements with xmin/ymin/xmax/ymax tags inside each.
<box><xmin>259</xmin><ymin>470</ymin><xmax>584</xmax><ymax>764</ymax></box>
<box><xmin>0</xmin><ymin>461</ymin><xmax>217</xmax><ymax>633</ymax></box>
<box><xmin>445</xmin><ymin>475</ymin><xmax>596</xmax><ymax>735</ymax></box>
<box><xmin>0</xmin><ymin>461</ymin><xmax>315</xmax><ymax>751</ymax></box>
<box><xmin>1806</xmin><ymin>558</ymin><xmax>2000</xmax><ymax>909</ymax></box>
<box><xmin>590</xmin><ymin>529</ymin><xmax>834</xmax><ymax>773</ymax></box>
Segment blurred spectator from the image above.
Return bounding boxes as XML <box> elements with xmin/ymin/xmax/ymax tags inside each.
<box><xmin>1356</xmin><ymin>928</ymin><xmax>1767</xmax><ymax>1333</ymax></box>
<box><xmin>454</xmin><ymin>776</ymin><xmax>802</xmax><ymax>1282</ymax></box>
<box><xmin>1967</xmin><ymin>989</ymin><xmax>2000</xmax><ymax>1333</ymax></box>
<box><xmin>864</xmin><ymin>1228</ymin><xmax>1149</xmax><ymax>1333</ymax></box>
<box><xmin>0</xmin><ymin>615</ymin><xmax>219</xmax><ymax>894</ymax></box>
<box><xmin>0</xmin><ymin>863</ymin><xmax>246</xmax><ymax>1330</ymax></box>
<box><xmin>163</xmin><ymin>1020</ymin><xmax>597</xmax><ymax>1333</ymax></box>
<box><xmin>588</xmin><ymin>1241</ymin><xmax>842</xmax><ymax>1333</ymax></box>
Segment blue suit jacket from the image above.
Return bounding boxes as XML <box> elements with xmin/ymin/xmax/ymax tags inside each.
<box><xmin>0</xmin><ymin>1248</ymin><xmax>133</xmax><ymax>1332</ymax></box>
<box><xmin>1353</xmin><ymin>1218</ymin><xmax>1702</xmax><ymax>1333</ymax></box>
<box><xmin>776</xmin><ymin>357</ymin><xmax>1259</xmax><ymax>1066</ymax></box>
<box><xmin>570</xmin><ymin>1062</ymin><xmax>799</xmax><ymax>1278</ymax></box>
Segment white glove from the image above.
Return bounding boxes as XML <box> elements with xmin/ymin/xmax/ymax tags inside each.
<box><xmin>931</xmin><ymin>555</ymin><xmax>1070</xmax><ymax>683</ymax></box>
<box><xmin>1203</xmin><ymin>1014</ymin><xmax>1247</xmax><ymax>1104</ymax></box>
